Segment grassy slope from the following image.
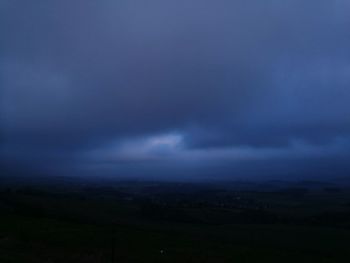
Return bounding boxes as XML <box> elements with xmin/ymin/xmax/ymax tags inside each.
<box><xmin>1</xmin><ymin>213</ymin><xmax>350</xmax><ymax>262</ymax></box>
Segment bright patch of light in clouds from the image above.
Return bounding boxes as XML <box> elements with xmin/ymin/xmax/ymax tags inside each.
<box><xmin>86</xmin><ymin>133</ymin><xmax>184</xmax><ymax>162</ymax></box>
<box><xmin>123</xmin><ymin>133</ymin><xmax>184</xmax><ymax>158</ymax></box>
<box><xmin>146</xmin><ymin>134</ymin><xmax>183</xmax><ymax>151</ymax></box>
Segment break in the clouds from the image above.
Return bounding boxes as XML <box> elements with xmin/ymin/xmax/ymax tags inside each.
<box><xmin>1</xmin><ymin>0</ymin><xmax>350</xmax><ymax>180</ymax></box>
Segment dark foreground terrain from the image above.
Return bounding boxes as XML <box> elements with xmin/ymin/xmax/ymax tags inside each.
<box><xmin>1</xmin><ymin>176</ymin><xmax>350</xmax><ymax>262</ymax></box>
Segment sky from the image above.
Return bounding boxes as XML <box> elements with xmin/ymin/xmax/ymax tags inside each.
<box><xmin>1</xmin><ymin>0</ymin><xmax>350</xmax><ymax>181</ymax></box>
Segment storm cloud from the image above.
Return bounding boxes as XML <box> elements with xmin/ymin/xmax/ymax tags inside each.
<box><xmin>1</xmin><ymin>0</ymin><xmax>350</xmax><ymax>180</ymax></box>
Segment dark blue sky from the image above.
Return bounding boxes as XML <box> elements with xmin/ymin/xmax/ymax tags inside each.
<box><xmin>1</xmin><ymin>1</ymin><xmax>350</xmax><ymax>181</ymax></box>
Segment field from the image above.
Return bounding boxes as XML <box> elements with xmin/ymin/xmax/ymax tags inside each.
<box><xmin>1</xmin><ymin>177</ymin><xmax>350</xmax><ymax>262</ymax></box>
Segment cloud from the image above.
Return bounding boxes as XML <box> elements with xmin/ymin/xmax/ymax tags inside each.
<box><xmin>1</xmin><ymin>1</ymin><xmax>350</xmax><ymax>180</ymax></box>
<box><xmin>85</xmin><ymin>133</ymin><xmax>184</xmax><ymax>162</ymax></box>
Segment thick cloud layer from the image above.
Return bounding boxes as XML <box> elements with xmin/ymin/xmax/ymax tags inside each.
<box><xmin>1</xmin><ymin>1</ymin><xmax>350</xmax><ymax>180</ymax></box>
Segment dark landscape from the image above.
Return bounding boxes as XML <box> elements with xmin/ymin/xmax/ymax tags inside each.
<box><xmin>1</xmin><ymin>172</ymin><xmax>350</xmax><ymax>262</ymax></box>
